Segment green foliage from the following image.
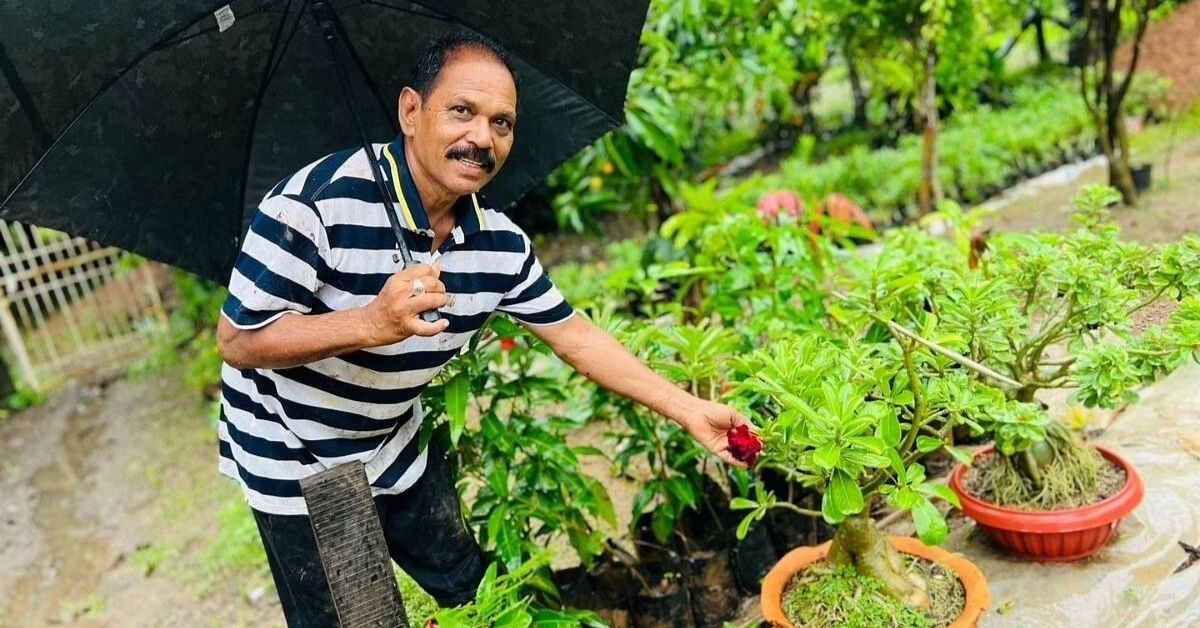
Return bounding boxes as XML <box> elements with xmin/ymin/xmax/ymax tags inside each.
<box><xmin>728</xmin><ymin>334</ymin><xmax>981</xmax><ymax>546</ymax></box>
<box><xmin>430</xmin><ymin>554</ymin><xmax>605</xmax><ymax>628</ymax></box>
<box><xmin>547</xmin><ymin>0</ymin><xmax>812</xmax><ymax>231</ymax></box>
<box><xmin>769</xmin><ymin>79</ymin><xmax>1096</xmax><ymax>222</ymax></box>
<box><xmin>193</xmin><ymin>499</ymin><xmax>270</xmax><ymax>590</ymax></box>
<box><xmin>424</xmin><ymin>317</ymin><xmax>616</xmax><ymax>571</ymax></box>
<box><xmin>835</xmin><ymin>185</ymin><xmax>1200</xmax><ymax>444</ymax></box>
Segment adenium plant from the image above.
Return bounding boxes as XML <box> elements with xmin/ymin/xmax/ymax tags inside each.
<box><xmin>833</xmin><ymin>186</ymin><xmax>1200</xmax><ymax>500</ymax></box>
<box><xmin>728</xmin><ymin>334</ymin><xmax>1014</xmax><ymax>606</ymax></box>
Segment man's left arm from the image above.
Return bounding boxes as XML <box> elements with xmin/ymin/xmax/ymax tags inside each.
<box><xmin>527</xmin><ymin>315</ymin><xmax>751</xmax><ymax>467</ymax></box>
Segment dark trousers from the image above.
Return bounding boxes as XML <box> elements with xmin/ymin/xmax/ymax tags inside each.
<box><xmin>252</xmin><ymin>446</ymin><xmax>485</xmax><ymax>627</ymax></box>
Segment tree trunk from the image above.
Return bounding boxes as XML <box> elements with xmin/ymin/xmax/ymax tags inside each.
<box><xmin>844</xmin><ymin>43</ymin><xmax>869</xmax><ymax>128</ymax></box>
<box><xmin>917</xmin><ymin>48</ymin><xmax>941</xmax><ymax>216</ymax></box>
<box><xmin>826</xmin><ymin>513</ymin><xmax>929</xmax><ymax>608</ymax></box>
<box><xmin>1034</xmin><ymin>12</ymin><xmax>1050</xmax><ymax>64</ymax></box>
<box><xmin>1080</xmin><ymin>0</ymin><xmax>1155</xmax><ymax>206</ymax></box>
<box><xmin>1067</xmin><ymin>0</ymin><xmax>1087</xmax><ymax>67</ymax></box>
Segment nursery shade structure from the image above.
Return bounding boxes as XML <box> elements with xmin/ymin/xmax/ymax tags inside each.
<box><xmin>0</xmin><ymin>0</ymin><xmax>649</xmax><ymax>282</ymax></box>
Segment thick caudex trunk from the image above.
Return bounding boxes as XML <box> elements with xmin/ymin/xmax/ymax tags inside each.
<box><xmin>826</xmin><ymin>513</ymin><xmax>929</xmax><ymax>608</ymax></box>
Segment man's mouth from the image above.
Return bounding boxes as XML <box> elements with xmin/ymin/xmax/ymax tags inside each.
<box><xmin>447</xmin><ymin>147</ymin><xmax>496</xmax><ymax>173</ymax></box>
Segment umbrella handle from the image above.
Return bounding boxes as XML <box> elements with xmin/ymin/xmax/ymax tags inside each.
<box><xmin>403</xmin><ymin>259</ymin><xmax>443</xmax><ymax>324</ymax></box>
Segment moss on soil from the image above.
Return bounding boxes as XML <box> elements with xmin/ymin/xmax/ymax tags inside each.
<box><xmin>782</xmin><ymin>557</ymin><xmax>965</xmax><ymax>628</ymax></box>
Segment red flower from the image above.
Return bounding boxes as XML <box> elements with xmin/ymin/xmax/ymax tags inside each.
<box><xmin>727</xmin><ymin>424</ymin><xmax>762</xmax><ymax>465</ymax></box>
<box><xmin>499</xmin><ymin>337</ymin><xmax>517</xmax><ymax>352</ymax></box>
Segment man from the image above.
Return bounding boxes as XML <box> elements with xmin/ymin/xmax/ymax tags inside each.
<box><xmin>216</xmin><ymin>33</ymin><xmax>749</xmax><ymax>625</ymax></box>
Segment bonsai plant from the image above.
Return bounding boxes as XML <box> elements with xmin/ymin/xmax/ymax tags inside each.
<box><xmin>730</xmin><ymin>333</ymin><xmax>995</xmax><ymax>627</ymax></box>
<box><xmin>833</xmin><ymin>186</ymin><xmax>1200</xmax><ymax>559</ymax></box>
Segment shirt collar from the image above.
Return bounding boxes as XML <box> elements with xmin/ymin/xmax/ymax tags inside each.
<box><xmin>377</xmin><ymin>134</ymin><xmax>488</xmax><ymax>239</ymax></box>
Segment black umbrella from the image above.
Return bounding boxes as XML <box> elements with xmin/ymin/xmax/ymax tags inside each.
<box><xmin>0</xmin><ymin>0</ymin><xmax>649</xmax><ymax>282</ymax></box>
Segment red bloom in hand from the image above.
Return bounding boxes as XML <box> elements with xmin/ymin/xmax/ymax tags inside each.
<box><xmin>727</xmin><ymin>424</ymin><xmax>762</xmax><ymax>465</ymax></box>
<box><xmin>499</xmin><ymin>337</ymin><xmax>517</xmax><ymax>352</ymax></box>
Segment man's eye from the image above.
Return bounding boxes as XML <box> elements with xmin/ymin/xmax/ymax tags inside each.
<box><xmin>452</xmin><ymin>106</ymin><xmax>470</xmax><ymax>116</ymax></box>
<box><xmin>494</xmin><ymin>119</ymin><xmax>511</xmax><ymax>128</ymax></box>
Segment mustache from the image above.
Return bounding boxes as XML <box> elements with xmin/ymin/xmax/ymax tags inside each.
<box><xmin>447</xmin><ymin>145</ymin><xmax>496</xmax><ymax>173</ymax></box>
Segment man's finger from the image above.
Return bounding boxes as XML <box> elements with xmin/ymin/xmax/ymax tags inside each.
<box><xmin>409</xmin><ymin>317</ymin><xmax>451</xmax><ymax>337</ymax></box>
<box><xmin>410</xmin><ymin>293</ymin><xmax>449</xmax><ymax>312</ymax></box>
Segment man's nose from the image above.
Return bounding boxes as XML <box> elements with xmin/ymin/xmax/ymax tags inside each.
<box><xmin>465</xmin><ymin>117</ymin><xmax>493</xmax><ymax>149</ymax></box>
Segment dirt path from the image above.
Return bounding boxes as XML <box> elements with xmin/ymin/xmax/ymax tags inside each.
<box><xmin>981</xmin><ymin>130</ymin><xmax>1200</xmax><ymax>241</ymax></box>
<box><xmin>0</xmin><ymin>368</ymin><xmax>279</xmax><ymax>628</ymax></box>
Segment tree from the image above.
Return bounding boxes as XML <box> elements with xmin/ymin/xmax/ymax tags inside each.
<box><xmin>1078</xmin><ymin>0</ymin><xmax>1160</xmax><ymax>205</ymax></box>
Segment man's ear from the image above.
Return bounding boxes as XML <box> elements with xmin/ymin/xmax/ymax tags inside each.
<box><xmin>398</xmin><ymin>87</ymin><xmax>421</xmax><ymax>136</ymax></box>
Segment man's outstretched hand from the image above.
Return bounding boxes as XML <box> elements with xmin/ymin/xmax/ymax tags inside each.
<box><xmin>677</xmin><ymin>399</ymin><xmax>758</xmax><ymax>468</ymax></box>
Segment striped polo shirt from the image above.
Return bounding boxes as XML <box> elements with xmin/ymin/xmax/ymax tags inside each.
<box><xmin>218</xmin><ymin>134</ymin><xmax>574</xmax><ymax>515</ymax></box>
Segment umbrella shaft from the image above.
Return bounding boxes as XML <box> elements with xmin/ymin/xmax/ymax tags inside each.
<box><xmin>311</xmin><ymin>0</ymin><xmax>414</xmax><ymax>268</ymax></box>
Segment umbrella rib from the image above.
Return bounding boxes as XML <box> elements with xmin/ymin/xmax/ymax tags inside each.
<box><xmin>0</xmin><ymin>40</ymin><xmax>52</xmax><ymax>151</ymax></box>
<box><xmin>1</xmin><ymin>0</ymin><xmax>290</xmax><ymax>210</ymax></box>
<box><xmin>236</xmin><ymin>0</ymin><xmax>299</xmax><ymax>254</ymax></box>
<box><xmin>322</xmin><ymin>2</ymin><xmax>398</xmax><ymax>135</ymax></box>
<box><xmin>364</xmin><ymin>0</ymin><xmax>624</xmax><ymax>128</ymax></box>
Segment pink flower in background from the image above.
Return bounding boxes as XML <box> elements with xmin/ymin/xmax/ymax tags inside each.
<box><xmin>756</xmin><ymin>190</ymin><xmax>805</xmax><ymax>223</ymax></box>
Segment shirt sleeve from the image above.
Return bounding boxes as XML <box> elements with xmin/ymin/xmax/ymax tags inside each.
<box><xmin>496</xmin><ymin>233</ymin><xmax>574</xmax><ymax>327</ymax></box>
<box><xmin>221</xmin><ymin>194</ymin><xmax>329</xmax><ymax>329</ymax></box>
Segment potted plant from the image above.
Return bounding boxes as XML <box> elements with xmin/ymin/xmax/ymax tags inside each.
<box><xmin>730</xmin><ymin>333</ymin><xmax>994</xmax><ymax>627</ymax></box>
<box><xmin>835</xmin><ymin>186</ymin><xmax>1200</xmax><ymax>560</ymax></box>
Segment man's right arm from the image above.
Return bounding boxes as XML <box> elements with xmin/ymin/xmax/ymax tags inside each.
<box><xmin>217</xmin><ymin>263</ymin><xmax>449</xmax><ymax>370</ymax></box>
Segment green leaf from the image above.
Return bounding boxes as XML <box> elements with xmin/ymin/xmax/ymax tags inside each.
<box><xmin>916</xmin><ymin>436</ymin><xmax>943</xmax><ymax>453</ymax></box>
<box><xmin>666</xmin><ymin>477</ymin><xmax>698</xmax><ymax>508</ymax></box>
<box><xmin>814</xmin><ymin>442</ymin><xmax>841</xmax><ymax>470</ymax></box>
<box><xmin>828</xmin><ymin>470</ymin><xmax>865</xmax><ymax>517</ymax></box>
<box><xmin>945</xmin><ymin>445</ymin><xmax>975</xmax><ymax>467</ymax></box>
<box><xmin>730</xmin><ymin>497</ymin><xmax>759</xmax><ymax>511</ymax></box>
<box><xmin>736</xmin><ymin>511</ymin><xmax>758</xmax><ymax>540</ymax></box>
<box><xmin>821</xmin><ymin>491</ymin><xmax>846</xmax><ymax>525</ymax></box>
<box><xmin>916</xmin><ymin>483</ymin><xmax>962</xmax><ymax>509</ymax></box>
<box><xmin>912</xmin><ymin>497</ymin><xmax>949</xmax><ymax>546</ymax></box>
<box><xmin>444</xmin><ymin>372</ymin><xmax>469</xmax><ymax>448</ymax></box>
<box><xmin>887</xmin><ymin>449</ymin><xmax>906</xmax><ymax>477</ymax></box>
<box><xmin>651</xmin><ymin>507</ymin><xmax>676</xmax><ymax>545</ymax></box>
<box><xmin>878</xmin><ymin>413</ymin><xmax>901</xmax><ymax>447</ymax></box>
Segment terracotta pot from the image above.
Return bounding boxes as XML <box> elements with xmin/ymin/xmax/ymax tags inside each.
<box><xmin>949</xmin><ymin>444</ymin><xmax>1144</xmax><ymax>562</ymax></box>
<box><xmin>760</xmin><ymin>536</ymin><xmax>991</xmax><ymax>628</ymax></box>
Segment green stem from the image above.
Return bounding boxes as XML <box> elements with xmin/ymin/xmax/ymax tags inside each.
<box><xmin>883</xmin><ymin>319</ymin><xmax>1021</xmax><ymax>388</ymax></box>
<box><xmin>774</xmin><ymin>501</ymin><xmax>823</xmax><ymax>518</ymax></box>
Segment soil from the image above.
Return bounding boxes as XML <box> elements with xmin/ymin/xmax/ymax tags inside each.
<box><xmin>962</xmin><ymin>450</ymin><xmax>1128</xmax><ymax>511</ymax></box>
<box><xmin>781</xmin><ymin>556</ymin><xmax>965</xmax><ymax>628</ymax></box>
<box><xmin>0</xmin><ymin>367</ymin><xmax>279</xmax><ymax>627</ymax></box>
<box><xmin>1115</xmin><ymin>1</ymin><xmax>1200</xmax><ymax>112</ymax></box>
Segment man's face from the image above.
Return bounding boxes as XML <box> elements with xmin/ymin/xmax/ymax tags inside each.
<box><xmin>399</xmin><ymin>49</ymin><xmax>517</xmax><ymax>201</ymax></box>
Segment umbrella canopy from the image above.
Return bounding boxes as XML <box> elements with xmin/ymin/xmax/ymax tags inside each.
<box><xmin>0</xmin><ymin>0</ymin><xmax>649</xmax><ymax>281</ymax></box>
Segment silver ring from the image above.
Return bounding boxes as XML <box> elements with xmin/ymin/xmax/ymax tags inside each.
<box><xmin>411</xmin><ymin>278</ymin><xmax>426</xmax><ymax>296</ymax></box>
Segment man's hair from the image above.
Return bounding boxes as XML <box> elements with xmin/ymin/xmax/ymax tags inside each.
<box><xmin>410</xmin><ymin>33</ymin><xmax>519</xmax><ymax>103</ymax></box>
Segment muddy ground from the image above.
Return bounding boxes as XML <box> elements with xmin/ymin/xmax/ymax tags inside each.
<box><xmin>0</xmin><ymin>368</ymin><xmax>279</xmax><ymax>627</ymax></box>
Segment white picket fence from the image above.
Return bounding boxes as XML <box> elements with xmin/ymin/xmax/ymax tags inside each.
<box><xmin>0</xmin><ymin>220</ymin><xmax>169</xmax><ymax>390</ymax></box>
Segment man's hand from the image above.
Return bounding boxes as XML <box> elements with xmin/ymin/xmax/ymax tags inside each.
<box><xmin>360</xmin><ymin>264</ymin><xmax>450</xmax><ymax>345</ymax></box>
<box><xmin>676</xmin><ymin>399</ymin><xmax>755</xmax><ymax>468</ymax></box>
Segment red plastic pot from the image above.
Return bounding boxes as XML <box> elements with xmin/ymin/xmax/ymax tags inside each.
<box><xmin>949</xmin><ymin>444</ymin><xmax>1144</xmax><ymax>562</ymax></box>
